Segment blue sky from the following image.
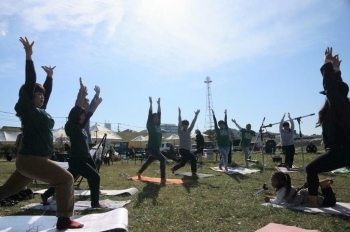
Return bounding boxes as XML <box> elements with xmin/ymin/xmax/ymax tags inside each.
<box><xmin>0</xmin><ymin>0</ymin><xmax>350</xmax><ymax>136</ymax></box>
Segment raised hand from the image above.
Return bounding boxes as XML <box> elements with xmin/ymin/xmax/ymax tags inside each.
<box><xmin>178</xmin><ymin>107</ymin><xmax>181</xmax><ymax>114</ymax></box>
<box><xmin>93</xmin><ymin>97</ymin><xmax>103</xmax><ymax>106</ymax></box>
<box><xmin>19</xmin><ymin>37</ymin><xmax>34</xmax><ymax>58</ymax></box>
<box><xmin>195</xmin><ymin>109</ymin><xmax>200</xmax><ymax>115</ymax></box>
<box><xmin>157</xmin><ymin>98</ymin><xmax>161</xmax><ymax>104</ymax></box>
<box><xmin>232</xmin><ymin>119</ymin><xmax>236</xmax><ymax>123</ymax></box>
<box><xmin>94</xmin><ymin>85</ymin><xmax>100</xmax><ymax>96</ymax></box>
<box><xmin>149</xmin><ymin>96</ymin><xmax>152</xmax><ymax>103</ymax></box>
<box><xmin>333</xmin><ymin>54</ymin><xmax>342</xmax><ymax>68</ymax></box>
<box><xmin>224</xmin><ymin>109</ymin><xmax>227</xmax><ymax>114</ymax></box>
<box><xmin>288</xmin><ymin>112</ymin><xmax>290</xmax><ymax>117</ymax></box>
<box><xmin>41</xmin><ymin>66</ymin><xmax>56</xmax><ymax>77</ymax></box>
<box><xmin>325</xmin><ymin>47</ymin><xmax>333</xmax><ymax>60</ymax></box>
<box><xmin>211</xmin><ymin>109</ymin><xmax>215</xmax><ymax>115</ymax></box>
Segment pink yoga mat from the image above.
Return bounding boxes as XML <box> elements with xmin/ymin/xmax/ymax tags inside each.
<box><xmin>256</xmin><ymin>223</ymin><xmax>320</xmax><ymax>232</ymax></box>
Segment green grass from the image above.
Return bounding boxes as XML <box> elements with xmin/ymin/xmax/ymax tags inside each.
<box><xmin>1</xmin><ymin>148</ymin><xmax>350</xmax><ymax>232</ymax></box>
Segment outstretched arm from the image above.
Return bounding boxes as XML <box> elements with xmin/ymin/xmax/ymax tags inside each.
<box><xmin>280</xmin><ymin>113</ymin><xmax>285</xmax><ymax>132</ymax></box>
<box><xmin>83</xmin><ymin>97</ymin><xmax>103</xmax><ymax>128</ymax></box>
<box><xmin>288</xmin><ymin>113</ymin><xmax>294</xmax><ymax>131</ymax></box>
<box><xmin>41</xmin><ymin>66</ymin><xmax>55</xmax><ymax>109</ymax></box>
<box><xmin>224</xmin><ymin>109</ymin><xmax>227</xmax><ymax>127</ymax></box>
<box><xmin>178</xmin><ymin>107</ymin><xmax>182</xmax><ymax>133</ymax></box>
<box><xmin>77</xmin><ymin>78</ymin><xmax>88</xmax><ymax>108</ymax></box>
<box><xmin>20</xmin><ymin>37</ymin><xmax>36</xmax><ymax>98</ymax></box>
<box><xmin>212</xmin><ymin>110</ymin><xmax>218</xmax><ymax>129</ymax></box>
<box><xmin>89</xmin><ymin>85</ymin><xmax>100</xmax><ymax>109</ymax></box>
<box><xmin>147</xmin><ymin>96</ymin><xmax>153</xmax><ymax>123</ymax></box>
<box><xmin>231</xmin><ymin>119</ymin><xmax>242</xmax><ymax>130</ymax></box>
<box><xmin>189</xmin><ymin>109</ymin><xmax>200</xmax><ymax>132</ymax></box>
<box><xmin>157</xmin><ymin>98</ymin><xmax>161</xmax><ymax>124</ymax></box>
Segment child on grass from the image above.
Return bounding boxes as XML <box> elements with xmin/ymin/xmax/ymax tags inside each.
<box><xmin>264</xmin><ymin>171</ymin><xmax>336</xmax><ymax>207</ymax></box>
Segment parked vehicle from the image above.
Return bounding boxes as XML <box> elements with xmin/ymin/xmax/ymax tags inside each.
<box><xmin>113</xmin><ymin>141</ymin><xmax>129</xmax><ymax>154</ymax></box>
<box><xmin>190</xmin><ymin>144</ymin><xmax>197</xmax><ymax>153</ymax></box>
<box><xmin>160</xmin><ymin>142</ymin><xmax>173</xmax><ymax>152</ymax></box>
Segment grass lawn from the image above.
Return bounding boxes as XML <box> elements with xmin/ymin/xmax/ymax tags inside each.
<box><xmin>1</xmin><ymin>148</ymin><xmax>350</xmax><ymax>232</ymax></box>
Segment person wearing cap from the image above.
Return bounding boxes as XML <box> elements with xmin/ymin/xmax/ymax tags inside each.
<box><xmin>305</xmin><ymin>47</ymin><xmax>350</xmax><ymax>207</ymax></box>
<box><xmin>279</xmin><ymin>113</ymin><xmax>295</xmax><ymax>170</ymax></box>
<box><xmin>212</xmin><ymin>109</ymin><xmax>230</xmax><ymax>172</ymax></box>
<box><xmin>232</xmin><ymin>119</ymin><xmax>256</xmax><ymax>167</ymax></box>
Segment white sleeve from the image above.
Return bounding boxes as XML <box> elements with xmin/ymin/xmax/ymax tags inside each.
<box><xmin>269</xmin><ymin>188</ymin><xmax>286</xmax><ymax>204</ymax></box>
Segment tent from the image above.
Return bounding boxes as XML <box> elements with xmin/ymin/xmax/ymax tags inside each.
<box><xmin>0</xmin><ymin>131</ymin><xmax>21</xmax><ymax>144</ymax></box>
<box><xmin>90</xmin><ymin>123</ymin><xmax>122</xmax><ymax>142</ymax></box>
<box><xmin>165</xmin><ymin>134</ymin><xmax>180</xmax><ymax>146</ymax></box>
<box><xmin>129</xmin><ymin>135</ymin><xmax>148</xmax><ymax>148</ymax></box>
<box><xmin>52</xmin><ymin>127</ymin><xmax>70</xmax><ymax>144</ymax></box>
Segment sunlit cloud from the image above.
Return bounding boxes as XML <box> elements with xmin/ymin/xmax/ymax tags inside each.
<box><xmin>0</xmin><ymin>0</ymin><xmax>341</xmax><ymax>73</ymax></box>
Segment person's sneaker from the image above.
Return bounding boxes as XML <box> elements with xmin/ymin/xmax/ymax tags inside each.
<box><xmin>56</xmin><ymin>217</ymin><xmax>84</xmax><ymax>230</ymax></box>
<box><xmin>218</xmin><ymin>166</ymin><xmax>223</xmax><ymax>170</ymax></box>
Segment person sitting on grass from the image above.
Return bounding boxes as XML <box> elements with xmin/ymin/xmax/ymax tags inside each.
<box><xmin>264</xmin><ymin>171</ymin><xmax>336</xmax><ymax>207</ymax></box>
<box><xmin>306</xmin><ymin>142</ymin><xmax>317</xmax><ymax>154</ymax></box>
<box><xmin>171</xmin><ymin>107</ymin><xmax>200</xmax><ymax>176</ymax></box>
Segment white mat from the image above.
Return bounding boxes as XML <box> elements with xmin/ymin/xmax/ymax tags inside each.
<box><xmin>210</xmin><ymin>166</ymin><xmax>260</xmax><ymax>175</ymax></box>
<box><xmin>34</xmin><ymin>188</ymin><xmax>138</xmax><ymax>196</ymax></box>
<box><xmin>21</xmin><ymin>199</ymin><xmax>130</xmax><ymax>211</ymax></box>
<box><xmin>276</xmin><ymin>165</ymin><xmax>302</xmax><ymax>173</ymax></box>
<box><xmin>262</xmin><ymin>202</ymin><xmax>350</xmax><ymax>216</ymax></box>
<box><xmin>331</xmin><ymin>167</ymin><xmax>350</xmax><ymax>173</ymax></box>
<box><xmin>52</xmin><ymin>161</ymin><xmax>68</xmax><ymax>169</ymax></box>
<box><xmin>0</xmin><ymin>207</ymin><xmax>128</xmax><ymax>232</ymax></box>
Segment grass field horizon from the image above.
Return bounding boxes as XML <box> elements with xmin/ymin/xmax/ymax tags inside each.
<box><xmin>1</xmin><ymin>147</ymin><xmax>349</xmax><ymax>232</ymax></box>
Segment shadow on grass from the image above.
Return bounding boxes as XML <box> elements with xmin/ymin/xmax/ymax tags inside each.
<box><xmin>228</xmin><ymin>173</ymin><xmax>250</xmax><ymax>183</ymax></box>
<box><xmin>181</xmin><ymin>175</ymin><xmax>199</xmax><ymax>193</ymax></box>
<box><xmin>134</xmin><ymin>182</ymin><xmax>161</xmax><ymax>207</ymax></box>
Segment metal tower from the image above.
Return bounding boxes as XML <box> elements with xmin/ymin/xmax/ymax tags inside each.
<box><xmin>204</xmin><ymin>76</ymin><xmax>214</xmax><ymax>131</ymax></box>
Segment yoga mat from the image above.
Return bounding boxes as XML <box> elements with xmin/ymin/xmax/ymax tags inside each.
<box><xmin>21</xmin><ymin>199</ymin><xmax>130</xmax><ymax>211</ymax></box>
<box><xmin>210</xmin><ymin>166</ymin><xmax>260</xmax><ymax>175</ymax></box>
<box><xmin>174</xmin><ymin>171</ymin><xmax>216</xmax><ymax>178</ymax></box>
<box><xmin>331</xmin><ymin>167</ymin><xmax>350</xmax><ymax>174</ymax></box>
<box><xmin>0</xmin><ymin>207</ymin><xmax>128</xmax><ymax>232</ymax></box>
<box><xmin>128</xmin><ymin>176</ymin><xmax>192</xmax><ymax>184</ymax></box>
<box><xmin>256</xmin><ymin>223</ymin><xmax>320</xmax><ymax>232</ymax></box>
<box><xmin>276</xmin><ymin>165</ymin><xmax>302</xmax><ymax>173</ymax></box>
<box><xmin>52</xmin><ymin>161</ymin><xmax>69</xmax><ymax>169</ymax></box>
<box><xmin>262</xmin><ymin>202</ymin><xmax>350</xmax><ymax>216</ymax></box>
<box><xmin>34</xmin><ymin>187</ymin><xmax>138</xmax><ymax>196</ymax></box>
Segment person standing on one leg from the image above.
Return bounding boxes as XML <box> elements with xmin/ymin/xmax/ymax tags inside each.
<box><xmin>279</xmin><ymin>113</ymin><xmax>295</xmax><ymax>170</ymax></box>
<box><xmin>0</xmin><ymin>37</ymin><xmax>82</xmax><ymax>230</ymax></box>
<box><xmin>195</xmin><ymin>129</ymin><xmax>205</xmax><ymax>164</ymax></box>
<box><xmin>306</xmin><ymin>47</ymin><xmax>350</xmax><ymax>207</ymax></box>
<box><xmin>232</xmin><ymin>119</ymin><xmax>256</xmax><ymax>167</ymax></box>
<box><xmin>227</xmin><ymin>128</ymin><xmax>235</xmax><ymax>165</ymax></box>
<box><xmin>137</xmin><ymin>97</ymin><xmax>167</xmax><ymax>183</ymax></box>
<box><xmin>171</xmin><ymin>108</ymin><xmax>200</xmax><ymax>175</ymax></box>
<box><xmin>212</xmin><ymin>109</ymin><xmax>230</xmax><ymax>172</ymax></box>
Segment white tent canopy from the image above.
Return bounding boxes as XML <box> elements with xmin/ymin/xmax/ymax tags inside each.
<box><xmin>131</xmin><ymin>136</ymin><xmax>148</xmax><ymax>141</ymax></box>
<box><xmin>90</xmin><ymin>123</ymin><xmax>122</xmax><ymax>141</ymax></box>
<box><xmin>0</xmin><ymin>131</ymin><xmax>21</xmax><ymax>143</ymax></box>
<box><xmin>165</xmin><ymin>134</ymin><xmax>180</xmax><ymax>140</ymax></box>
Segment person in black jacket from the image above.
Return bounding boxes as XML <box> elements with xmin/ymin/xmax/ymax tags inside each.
<box><xmin>306</xmin><ymin>142</ymin><xmax>317</xmax><ymax>154</ymax></box>
<box><xmin>305</xmin><ymin>47</ymin><xmax>350</xmax><ymax>207</ymax></box>
<box><xmin>195</xmin><ymin>129</ymin><xmax>205</xmax><ymax>162</ymax></box>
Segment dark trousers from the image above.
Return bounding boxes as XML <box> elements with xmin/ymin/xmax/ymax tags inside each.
<box><xmin>228</xmin><ymin>142</ymin><xmax>232</xmax><ymax>164</ymax></box>
<box><xmin>306</xmin><ymin>147</ymin><xmax>350</xmax><ymax>196</ymax></box>
<box><xmin>43</xmin><ymin>156</ymin><xmax>100</xmax><ymax>205</ymax></box>
<box><xmin>138</xmin><ymin>148</ymin><xmax>166</xmax><ymax>179</ymax></box>
<box><xmin>173</xmin><ymin>149</ymin><xmax>197</xmax><ymax>173</ymax></box>
<box><xmin>320</xmin><ymin>187</ymin><xmax>336</xmax><ymax>207</ymax></box>
<box><xmin>282</xmin><ymin>145</ymin><xmax>295</xmax><ymax>167</ymax></box>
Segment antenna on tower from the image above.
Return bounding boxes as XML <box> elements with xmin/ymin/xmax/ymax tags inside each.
<box><xmin>204</xmin><ymin>76</ymin><xmax>214</xmax><ymax>131</ymax></box>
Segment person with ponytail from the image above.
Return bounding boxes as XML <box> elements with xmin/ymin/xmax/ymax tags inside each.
<box><xmin>264</xmin><ymin>171</ymin><xmax>336</xmax><ymax>207</ymax></box>
<box><xmin>305</xmin><ymin>47</ymin><xmax>350</xmax><ymax>207</ymax></box>
<box><xmin>279</xmin><ymin>112</ymin><xmax>295</xmax><ymax>170</ymax></box>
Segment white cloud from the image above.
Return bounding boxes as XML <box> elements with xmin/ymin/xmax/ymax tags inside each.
<box><xmin>0</xmin><ymin>0</ymin><xmax>342</xmax><ymax>72</ymax></box>
<box><xmin>0</xmin><ymin>22</ymin><xmax>8</xmax><ymax>36</ymax></box>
